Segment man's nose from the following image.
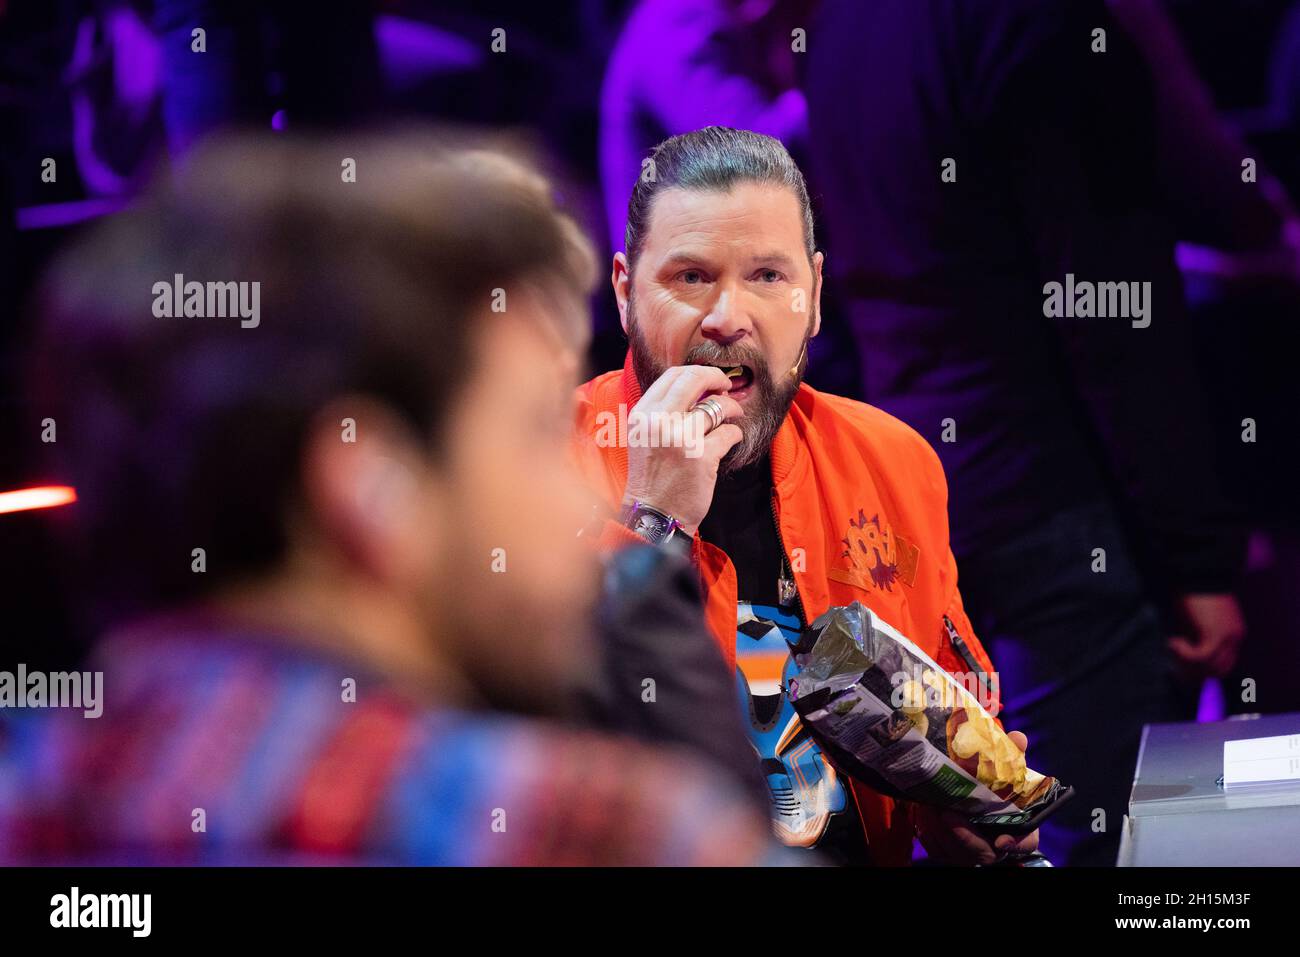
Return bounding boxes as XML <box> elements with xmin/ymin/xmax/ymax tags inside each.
<box><xmin>700</xmin><ymin>286</ymin><xmax>752</xmax><ymax>343</ymax></box>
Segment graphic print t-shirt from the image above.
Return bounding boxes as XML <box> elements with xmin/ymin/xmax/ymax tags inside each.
<box><xmin>699</xmin><ymin>456</ymin><xmax>870</xmax><ymax>865</ymax></box>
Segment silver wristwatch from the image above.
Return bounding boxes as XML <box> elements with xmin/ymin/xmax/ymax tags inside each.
<box><xmin>620</xmin><ymin>499</ymin><xmax>691</xmax><ymax>554</ymax></box>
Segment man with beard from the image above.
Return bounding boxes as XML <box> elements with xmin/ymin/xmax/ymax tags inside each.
<box><xmin>573</xmin><ymin>127</ymin><xmax>1038</xmax><ymax>866</ymax></box>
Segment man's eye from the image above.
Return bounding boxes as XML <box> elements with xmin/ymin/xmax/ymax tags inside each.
<box><xmin>756</xmin><ymin>269</ymin><xmax>782</xmax><ymax>283</ymax></box>
<box><xmin>681</xmin><ymin>270</ymin><xmax>703</xmax><ymax>284</ymax></box>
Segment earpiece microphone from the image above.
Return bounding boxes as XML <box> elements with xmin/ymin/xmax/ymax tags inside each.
<box><xmin>789</xmin><ymin>341</ymin><xmax>808</xmax><ymax>379</ymax></box>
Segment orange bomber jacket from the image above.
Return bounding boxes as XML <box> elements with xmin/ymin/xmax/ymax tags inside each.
<box><xmin>572</xmin><ymin>352</ymin><xmax>999</xmax><ymax>866</ymax></box>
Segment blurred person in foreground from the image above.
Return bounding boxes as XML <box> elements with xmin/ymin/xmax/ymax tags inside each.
<box><xmin>573</xmin><ymin>126</ymin><xmax>1040</xmax><ymax>866</ymax></box>
<box><xmin>0</xmin><ymin>131</ymin><xmax>774</xmax><ymax>866</ymax></box>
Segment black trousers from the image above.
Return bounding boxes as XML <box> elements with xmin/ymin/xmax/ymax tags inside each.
<box><xmin>956</xmin><ymin>502</ymin><xmax>1187</xmax><ymax>866</ymax></box>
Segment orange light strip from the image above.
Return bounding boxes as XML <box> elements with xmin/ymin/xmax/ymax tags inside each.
<box><xmin>0</xmin><ymin>485</ymin><xmax>77</xmax><ymax>515</ymax></box>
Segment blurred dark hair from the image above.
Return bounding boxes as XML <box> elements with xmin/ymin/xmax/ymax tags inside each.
<box><xmin>623</xmin><ymin>126</ymin><xmax>816</xmax><ymax>268</ymax></box>
<box><xmin>30</xmin><ymin>128</ymin><xmax>595</xmax><ymax>623</ymax></box>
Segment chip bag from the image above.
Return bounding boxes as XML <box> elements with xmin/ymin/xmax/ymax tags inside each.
<box><xmin>788</xmin><ymin>602</ymin><xmax>1072</xmax><ymax>833</ymax></box>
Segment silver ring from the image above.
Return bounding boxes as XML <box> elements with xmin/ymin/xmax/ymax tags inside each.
<box><xmin>690</xmin><ymin>397</ymin><xmax>724</xmax><ymax>433</ymax></box>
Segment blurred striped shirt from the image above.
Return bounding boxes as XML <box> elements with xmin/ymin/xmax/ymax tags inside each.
<box><xmin>0</xmin><ymin>619</ymin><xmax>777</xmax><ymax>866</ymax></box>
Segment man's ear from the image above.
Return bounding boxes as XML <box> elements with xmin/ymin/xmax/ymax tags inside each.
<box><xmin>611</xmin><ymin>252</ymin><xmax>632</xmax><ymax>335</ymax></box>
<box><xmin>810</xmin><ymin>250</ymin><xmax>825</xmax><ymax>339</ymax></box>
<box><xmin>300</xmin><ymin>398</ymin><xmax>431</xmax><ymax>581</ymax></box>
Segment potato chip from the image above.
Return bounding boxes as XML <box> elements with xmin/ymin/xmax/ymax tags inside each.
<box><xmin>898</xmin><ymin>679</ymin><xmax>927</xmax><ymax>715</ymax></box>
<box><xmin>951</xmin><ymin>719</ymin><xmax>987</xmax><ymax>759</ymax></box>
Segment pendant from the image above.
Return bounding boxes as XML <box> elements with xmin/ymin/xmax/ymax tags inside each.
<box><xmin>778</xmin><ymin>575</ymin><xmax>798</xmax><ymax>607</ymax></box>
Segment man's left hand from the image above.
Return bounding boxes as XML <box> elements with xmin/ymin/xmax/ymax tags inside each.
<box><xmin>913</xmin><ymin>730</ymin><xmax>1040</xmax><ymax>865</ymax></box>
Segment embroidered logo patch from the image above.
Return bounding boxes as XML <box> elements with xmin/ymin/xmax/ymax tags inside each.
<box><xmin>834</xmin><ymin>509</ymin><xmax>919</xmax><ymax>591</ymax></box>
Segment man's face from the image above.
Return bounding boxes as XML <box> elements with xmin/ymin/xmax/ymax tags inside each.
<box><xmin>618</xmin><ymin>182</ymin><xmax>822</xmax><ymax>473</ymax></box>
<box><xmin>429</xmin><ymin>301</ymin><xmax>598</xmax><ymax>711</ymax></box>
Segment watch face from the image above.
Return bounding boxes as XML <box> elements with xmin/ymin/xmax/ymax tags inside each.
<box><xmin>632</xmin><ymin>510</ymin><xmax>668</xmax><ymax>543</ymax></box>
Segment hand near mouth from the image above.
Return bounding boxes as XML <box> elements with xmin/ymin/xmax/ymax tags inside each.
<box><xmin>623</xmin><ymin>364</ymin><xmax>745</xmax><ymax>535</ymax></box>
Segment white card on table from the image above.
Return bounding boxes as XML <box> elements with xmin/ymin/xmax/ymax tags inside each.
<box><xmin>1223</xmin><ymin>733</ymin><xmax>1300</xmax><ymax>788</ymax></box>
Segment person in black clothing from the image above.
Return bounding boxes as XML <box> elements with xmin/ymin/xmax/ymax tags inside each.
<box><xmin>574</xmin><ymin>543</ymin><xmax>771</xmax><ymax>815</ymax></box>
<box><xmin>805</xmin><ymin>0</ymin><xmax>1273</xmax><ymax>864</ymax></box>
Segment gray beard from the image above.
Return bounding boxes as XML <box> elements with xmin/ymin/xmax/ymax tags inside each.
<box><xmin>626</xmin><ymin>299</ymin><xmax>808</xmax><ymax>476</ymax></box>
